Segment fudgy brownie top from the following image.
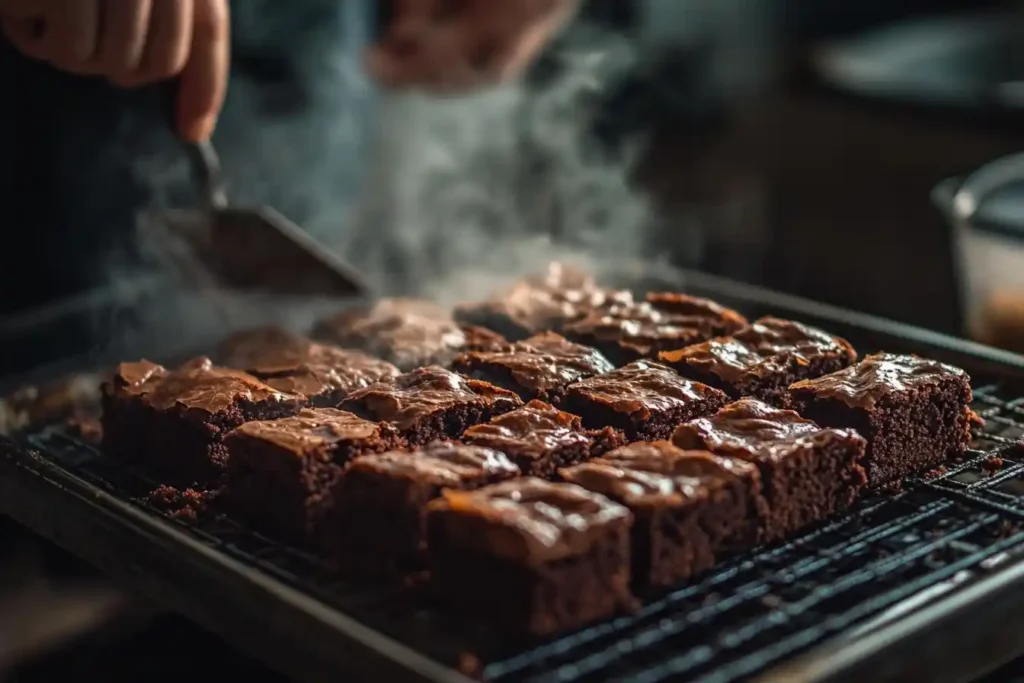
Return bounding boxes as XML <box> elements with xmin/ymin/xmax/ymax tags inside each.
<box><xmin>109</xmin><ymin>357</ymin><xmax>296</xmax><ymax>415</ymax></box>
<box><xmin>672</xmin><ymin>398</ymin><xmax>865</xmax><ymax>464</ymax></box>
<box><xmin>454</xmin><ymin>263</ymin><xmax>633</xmax><ymax>336</ymax></box>
<box><xmin>312</xmin><ymin>298</ymin><xmax>486</xmax><ymax>369</ymax></box>
<box><xmin>341</xmin><ymin>366</ymin><xmax>522</xmax><ymax>430</ymax></box>
<box><xmin>564</xmin><ymin>293</ymin><xmax>748</xmax><ymax>358</ymax></box>
<box><xmin>560</xmin><ymin>441</ymin><xmax>756</xmax><ymax>507</ymax></box>
<box><xmin>453</xmin><ymin>332</ymin><xmax>613</xmax><ymax>395</ymax></box>
<box><xmin>789</xmin><ymin>352</ymin><xmax>969</xmax><ymax>410</ymax></box>
<box><xmin>347</xmin><ymin>442</ymin><xmax>519</xmax><ymax>487</ymax></box>
<box><xmin>218</xmin><ymin>327</ymin><xmax>400</xmax><ymax>398</ymax></box>
<box><xmin>563</xmin><ymin>360</ymin><xmax>728</xmax><ymax>420</ymax></box>
<box><xmin>462</xmin><ymin>400</ymin><xmax>592</xmax><ymax>458</ymax></box>
<box><xmin>227</xmin><ymin>407</ymin><xmax>393</xmax><ymax>456</ymax></box>
<box><xmin>660</xmin><ymin>317</ymin><xmax>856</xmax><ymax>382</ymax></box>
<box><xmin>429</xmin><ymin>477</ymin><xmax>631</xmax><ymax>563</ymax></box>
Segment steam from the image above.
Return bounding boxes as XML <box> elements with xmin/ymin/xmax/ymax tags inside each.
<box><xmin>113</xmin><ymin>13</ymin><xmax>663</xmax><ymax>361</ymax></box>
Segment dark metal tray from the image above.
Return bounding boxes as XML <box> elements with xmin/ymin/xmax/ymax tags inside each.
<box><xmin>5</xmin><ymin>267</ymin><xmax>1024</xmax><ymax>683</ymax></box>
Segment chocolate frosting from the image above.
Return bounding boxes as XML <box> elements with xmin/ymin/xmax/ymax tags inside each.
<box><xmin>564</xmin><ymin>293</ymin><xmax>747</xmax><ymax>357</ymax></box>
<box><xmin>228</xmin><ymin>407</ymin><xmax>385</xmax><ymax>456</ymax></box>
<box><xmin>431</xmin><ymin>477</ymin><xmax>631</xmax><ymax>563</ymax></box>
<box><xmin>348</xmin><ymin>441</ymin><xmax>519</xmax><ymax>486</ymax></box>
<box><xmin>218</xmin><ymin>326</ymin><xmax>400</xmax><ymax>398</ymax></box>
<box><xmin>672</xmin><ymin>398</ymin><xmax>865</xmax><ymax>463</ymax></box>
<box><xmin>561</xmin><ymin>441</ymin><xmax>755</xmax><ymax>507</ymax></box>
<box><xmin>313</xmin><ymin>298</ymin><xmax>469</xmax><ymax>370</ymax></box>
<box><xmin>454</xmin><ymin>263</ymin><xmax>633</xmax><ymax>335</ymax></box>
<box><xmin>463</xmin><ymin>400</ymin><xmax>591</xmax><ymax>458</ymax></box>
<box><xmin>114</xmin><ymin>357</ymin><xmax>297</xmax><ymax>415</ymax></box>
<box><xmin>565</xmin><ymin>360</ymin><xmax>727</xmax><ymax>419</ymax></box>
<box><xmin>341</xmin><ymin>366</ymin><xmax>522</xmax><ymax>430</ymax></box>
<box><xmin>660</xmin><ymin>317</ymin><xmax>856</xmax><ymax>383</ymax></box>
<box><xmin>789</xmin><ymin>352</ymin><xmax>968</xmax><ymax>410</ymax></box>
<box><xmin>454</xmin><ymin>331</ymin><xmax>614</xmax><ymax>394</ymax></box>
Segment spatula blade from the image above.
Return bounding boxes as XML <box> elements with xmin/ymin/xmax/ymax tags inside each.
<box><xmin>153</xmin><ymin>206</ymin><xmax>368</xmax><ymax>298</ymax></box>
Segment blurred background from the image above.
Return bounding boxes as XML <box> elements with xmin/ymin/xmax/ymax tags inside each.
<box><xmin>6</xmin><ymin>0</ymin><xmax>1024</xmax><ymax>679</ymax></box>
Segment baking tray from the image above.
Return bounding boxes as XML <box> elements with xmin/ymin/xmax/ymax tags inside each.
<box><xmin>5</xmin><ymin>266</ymin><xmax>1024</xmax><ymax>682</ymax></box>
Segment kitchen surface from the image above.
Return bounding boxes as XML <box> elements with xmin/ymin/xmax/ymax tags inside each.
<box><xmin>5</xmin><ymin>0</ymin><xmax>1024</xmax><ymax>681</ymax></box>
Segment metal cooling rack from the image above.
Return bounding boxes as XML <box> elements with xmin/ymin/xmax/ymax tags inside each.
<box><xmin>7</xmin><ymin>381</ymin><xmax>1024</xmax><ymax>683</ymax></box>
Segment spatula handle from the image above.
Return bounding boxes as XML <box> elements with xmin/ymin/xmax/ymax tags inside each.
<box><xmin>162</xmin><ymin>79</ymin><xmax>229</xmax><ymax>210</ymax></box>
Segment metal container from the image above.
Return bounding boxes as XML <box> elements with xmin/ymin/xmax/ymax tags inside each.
<box><xmin>934</xmin><ymin>153</ymin><xmax>1024</xmax><ymax>353</ymax></box>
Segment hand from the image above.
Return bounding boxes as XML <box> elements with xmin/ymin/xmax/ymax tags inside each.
<box><xmin>369</xmin><ymin>0</ymin><xmax>577</xmax><ymax>92</ymax></box>
<box><xmin>0</xmin><ymin>0</ymin><xmax>230</xmax><ymax>142</ymax></box>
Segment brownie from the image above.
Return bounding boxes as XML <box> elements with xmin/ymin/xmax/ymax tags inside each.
<box><xmin>789</xmin><ymin>353</ymin><xmax>972</xmax><ymax>489</ymax></box>
<box><xmin>659</xmin><ymin>317</ymin><xmax>857</xmax><ymax>407</ymax></box>
<box><xmin>454</xmin><ymin>263</ymin><xmax>633</xmax><ymax>341</ymax></box>
<box><xmin>100</xmin><ymin>357</ymin><xmax>302</xmax><ymax>486</ymax></box>
<box><xmin>322</xmin><ymin>442</ymin><xmax>520</xmax><ymax>572</ymax></box>
<box><xmin>462</xmin><ymin>400</ymin><xmax>625</xmax><ymax>477</ymax></box>
<box><xmin>560</xmin><ymin>441</ymin><xmax>764</xmax><ymax>587</ymax></box>
<box><xmin>339</xmin><ymin>365</ymin><xmax>523</xmax><ymax>444</ymax></box>
<box><xmin>451</xmin><ymin>331</ymin><xmax>614</xmax><ymax>403</ymax></box>
<box><xmin>673</xmin><ymin>398</ymin><xmax>868</xmax><ymax>541</ymax></box>
<box><xmin>563</xmin><ymin>293</ymin><xmax>748</xmax><ymax>366</ymax></box>
<box><xmin>426</xmin><ymin>477</ymin><xmax>634</xmax><ymax>635</ymax></box>
<box><xmin>312</xmin><ymin>298</ymin><xmax>506</xmax><ymax>371</ymax></box>
<box><xmin>223</xmin><ymin>408</ymin><xmax>400</xmax><ymax>544</ymax></box>
<box><xmin>217</xmin><ymin>326</ymin><xmax>400</xmax><ymax>405</ymax></box>
<box><xmin>557</xmin><ymin>360</ymin><xmax>729</xmax><ymax>442</ymax></box>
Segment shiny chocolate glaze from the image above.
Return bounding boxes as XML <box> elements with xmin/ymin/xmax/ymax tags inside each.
<box><xmin>564</xmin><ymin>360</ymin><xmax>727</xmax><ymax>420</ymax></box>
<box><xmin>347</xmin><ymin>441</ymin><xmax>519</xmax><ymax>487</ymax></box>
<box><xmin>111</xmin><ymin>357</ymin><xmax>297</xmax><ymax>415</ymax></box>
<box><xmin>672</xmin><ymin>398</ymin><xmax>865</xmax><ymax>463</ymax></box>
<box><xmin>659</xmin><ymin>317</ymin><xmax>856</xmax><ymax>383</ymax></box>
<box><xmin>428</xmin><ymin>477</ymin><xmax>631</xmax><ymax>563</ymax></box>
<box><xmin>463</xmin><ymin>400</ymin><xmax>591</xmax><ymax>458</ymax></box>
<box><xmin>789</xmin><ymin>352</ymin><xmax>969</xmax><ymax>410</ymax></box>
<box><xmin>218</xmin><ymin>326</ymin><xmax>400</xmax><ymax>399</ymax></box>
<box><xmin>561</xmin><ymin>440</ymin><xmax>756</xmax><ymax>507</ymax></box>
<box><xmin>341</xmin><ymin>365</ymin><xmax>522</xmax><ymax>430</ymax></box>
<box><xmin>227</xmin><ymin>407</ymin><xmax>387</xmax><ymax>455</ymax></box>
<box><xmin>453</xmin><ymin>331</ymin><xmax>614</xmax><ymax>395</ymax></box>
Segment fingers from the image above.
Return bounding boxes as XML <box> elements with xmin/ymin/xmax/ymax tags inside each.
<box><xmin>97</xmin><ymin>0</ymin><xmax>151</xmax><ymax>80</ymax></box>
<box><xmin>370</xmin><ymin>0</ymin><xmax>573</xmax><ymax>93</ymax></box>
<box><xmin>127</xmin><ymin>0</ymin><xmax>192</xmax><ymax>85</ymax></box>
<box><xmin>42</xmin><ymin>0</ymin><xmax>101</xmax><ymax>74</ymax></box>
<box><xmin>175</xmin><ymin>0</ymin><xmax>229</xmax><ymax>142</ymax></box>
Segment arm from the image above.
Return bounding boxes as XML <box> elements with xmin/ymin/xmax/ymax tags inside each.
<box><xmin>369</xmin><ymin>0</ymin><xmax>579</xmax><ymax>92</ymax></box>
<box><xmin>0</xmin><ymin>0</ymin><xmax>230</xmax><ymax>142</ymax></box>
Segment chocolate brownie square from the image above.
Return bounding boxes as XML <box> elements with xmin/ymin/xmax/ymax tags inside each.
<box><xmin>223</xmin><ymin>408</ymin><xmax>400</xmax><ymax>544</ymax></box>
<box><xmin>673</xmin><ymin>398</ymin><xmax>868</xmax><ymax>542</ymax></box>
<box><xmin>453</xmin><ymin>263</ymin><xmax>633</xmax><ymax>341</ymax></box>
<box><xmin>557</xmin><ymin>360</ymin><xmax>729</xmax><ymax>442</ymax></box>
<box><xmin>312</xmin><ymin>298</ymin><xmax>506</xmax><ymax>371</ymax></box>
<box><xmin>100</xmin><ymin>357</ymin><xmax>302</xmax><ymax>486</ymax></box>
<box><xmin>426</xmin><ymin>477</ymin><xmax>634</xmax><ymax>635</ymax></box>
<box><xmin>789</xmin><ymin>353</ymin><xmax>972</xmax><ymax>489</ymax></box>
<box><xmin>560</xmin><ymin>441</ymin><xmax>764</xmax><ymax>587</ymax></box>
<box><xmin>217</xmin><ymin>326</ymin><xmax>400</xmax><ymax>405</ymax></box>
<box><xmin>659</xmin><ymin>317</ymin><xmax>857</xmax><ymax>407</ymax></box>
<box><xmin>321</xmin><ymin>442</ymin><xmax>519</xmax><ymax>572</ymax></box>
<box><xmin>451</xmin><ymin>331</ymin><xmax>614</xmax><ymax>403</ymax></box>
<box><xmin>339</xmin><ymin>365</ymin><xmax>522</xmax><ymax>444</ymax></box>
<box><xmin>462</xmin><ymin>400</ymin><xmax>625</xmax><ymax>477</ymax></box>
<box><xmin>563</xmin><ymin>293</ymin><xmax>748</xmax><ymax>367</ymax></box>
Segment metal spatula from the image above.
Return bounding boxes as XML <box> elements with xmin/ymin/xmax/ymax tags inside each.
<box><xmin>152</xmin><ymin>125</ymin><xmax>368</xmax><ymax>299</ymax></box>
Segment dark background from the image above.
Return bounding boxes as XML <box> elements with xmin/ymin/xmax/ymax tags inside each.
<box><xmin>5</xmin><ymin>0</ymin><xmax>1024</xmax><ymax>680</ymax></box>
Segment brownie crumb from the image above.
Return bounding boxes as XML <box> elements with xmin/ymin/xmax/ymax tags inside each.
<box><xmin>983</xmin><ymin>456</ymin><xmax>1005</xmax><ymax>474</ymax></box>
<box><xmin>146</xmin><ymin>485</ymin><xmax>217</xmax><ymax>522</ymax></box>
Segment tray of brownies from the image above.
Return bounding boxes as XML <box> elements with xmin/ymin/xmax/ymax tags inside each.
<box><xmin>5</xmin><ymin>263</ymin><xmax>1024</xmax><ymax>682</ymax></box>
